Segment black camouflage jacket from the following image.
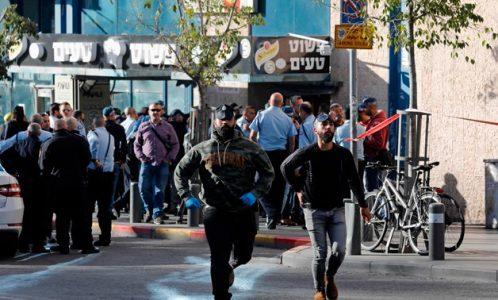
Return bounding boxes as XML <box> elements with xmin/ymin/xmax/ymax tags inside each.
<box><xmin>174</xmin><ymin>130</ymin><xmax>274</xmax><ymax>213</ymax></box>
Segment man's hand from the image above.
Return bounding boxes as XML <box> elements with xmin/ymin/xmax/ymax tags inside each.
<box><xmin>185</xmin><ymin>197</ymin><xmax>202</xmax><ymax>209</ymax></box>
<box><xmin>360</xmin><ymin>207</ymin><xmax>372</xmax><ymax>222</ymax></box>
<box><xmin>94</xmin><ymin>160</ymin><xmax>102</xmax><ymax>170</ymax></box>
<box><xmin>296</xmin><ymin>192</ymin><xmax>304</xmax><ymax>206</ymax></box>
<box><xmin>240</xmin><ymin>192</ymin><xmax>256</xmax><ymax>206</ymax></box>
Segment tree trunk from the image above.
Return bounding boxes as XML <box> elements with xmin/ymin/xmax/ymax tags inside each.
<box><xmin>192</xmin><ymin>85</ymin><xmax>211</xmax><ymax>146</ymax></box>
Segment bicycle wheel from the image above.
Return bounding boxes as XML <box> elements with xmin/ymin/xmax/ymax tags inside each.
<box><xmin>361</xmin><ymin>191</ymin><xmax>389</xmax><ymax>251</ymax></box>
<box><xmin>440</xmin><ymin>194</ymin><xmax>465</xmax><ymax>252</ymax></box>
<box><xmin>407</xmin><ymin>193</ymin><xmax>439</xmax><ymax>256</ymax></box>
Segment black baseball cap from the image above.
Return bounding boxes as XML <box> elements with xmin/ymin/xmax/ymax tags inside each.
<box><xmin>215</xmin><ymin>104</ymin><xmax>235</xmax><ymax>120</ymax></box>
<box><xmin>314</xmin><ymin>113</ymin><xmax>334</xmax><ymax>125</ymax></box>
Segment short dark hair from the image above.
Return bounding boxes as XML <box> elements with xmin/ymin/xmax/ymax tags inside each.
<box><xmin>300</xmin><ymin>102</ymin><xmax>313</xmax><ymax>115</ymax></box>
<box><xmin>73</xmin><ymin>110</ymin><xmax>84</xmax><ymax>120</ymax></box>
<box><xmin>50</xmin><ymin>103</ymin><xmax>60</xmax><ymax>115</ymax></box>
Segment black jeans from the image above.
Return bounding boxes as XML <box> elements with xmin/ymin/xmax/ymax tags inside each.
<box><xmin>50</xmin><ymin>179</ymin><xmax>92</xmax><ymax>248</ymax></box>
<box><xmin>18</xmin><ymin>176</ymin><xmax>47</xmax><ymax>248</ymax></box>
<box><xmin>203</xmin><ymin>206</ymin><xmax>257</xmax><ymax>299</ymax></box>
<box><xmin>261</xmin><ymin>150</ymin><xmax>288</xmax><ymax>225</ymax></box>
<box><xmin>88</xmin><ymin>170</ymin><xmax>114</xmax><ymax>242</ymax></box>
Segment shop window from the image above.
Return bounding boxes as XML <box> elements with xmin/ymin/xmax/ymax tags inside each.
<box><xmin>132</xmin><ymin>80</ymin><xmax>165</xmax><ymax>111</ymax></box>
<box><xmin>167</xmin><ymin>81</ymin><xmax>191</xmax><ymax>115</ymax></box>
<box><xmin>110</xmin><ymin>80</ymin><xmax>131</xmax><ymax>112</ymax></box>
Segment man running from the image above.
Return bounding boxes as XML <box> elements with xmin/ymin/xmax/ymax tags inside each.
<box><xmin>174</xmin><ymin>104</ymin><xmax>274</xmax><ymax>300</ymax></box>
<box><xmin>281</xmin><ymin>113</ymin><xmax>371</xmax><ymax>300</ymax></box>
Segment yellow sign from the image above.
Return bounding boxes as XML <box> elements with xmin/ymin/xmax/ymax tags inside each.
<box><xmin>334</xmin><ymin>25</ymin><xmax>373</xmax><ymax>50</ymax></box>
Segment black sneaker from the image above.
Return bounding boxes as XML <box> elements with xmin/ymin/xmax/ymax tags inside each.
<box><xmin>80</xmin><ymin>247</ymin><xmax>100</xmax><ymax>254</ymax></box>
<box><xmin>93</xmin><ymin>240</ymin><xmax>111</xmax><ymax>247</ymax></box>
<box><xmin>50</xmin><ymin>245</ymin><xmax>69</xmax><ymax>255</ymax></box>
<box><xmin>31</xmin><ymin>245</ymin><xmax>50</xmax><ymax>253</ymax></box>
<box><xmin>18</xmin><ymin>244</ymin><xmax>30</xmax><ymax>253</ymax></box>
<box><xmin>70</xmin><ymin>244</ymin><xmax>82</xmax><ymax>250</ymax></box>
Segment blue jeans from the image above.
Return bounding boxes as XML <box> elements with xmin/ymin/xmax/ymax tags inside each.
<box><xmin>138</xmin><ymin>162</ymin><xmax>169</xmax><ymax>219</ymax></box>
<box><xmin>109</xmin><ymin>163</ymin><xmax>121</xmax><ymax>212</ymax></box>
<box><xmin>365</xmin><ymin>157</ymin><xmax>381</xmax><ymax>192</ymax></box>
<box><xmin>303</xmin><ymin>207</ymin><xmax>346</xmax><ymax>291</ymax></box>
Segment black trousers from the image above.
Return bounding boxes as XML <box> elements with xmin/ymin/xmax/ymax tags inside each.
<box><xmin>50</xmin><ymin>179</ymin><xmax>93</xmax><ymax>248</ymax></box>
<box><xmin>204</xmin><ymin>206</ymin><xmax>257</xmax><ymax>299</ymax></box>
<box><xmin>18</xmin><ymin>176</ymin><xmax>47</xmax><ymax>248</ymax></box>
<box><xmin>88</xmin><ymin>170</ymin><xmax>114</xmax><ymax>242</ymax></box>
<box><xmin>261</xmin><ymin>150</ymin><xmax>288</xmax><ymax>224</ymax></box>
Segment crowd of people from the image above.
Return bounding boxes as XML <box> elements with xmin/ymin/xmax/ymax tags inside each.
<box><xmin>0</xmin><ymin>92</ymin><xmax>391</xmax><ymax>299</ymax></box>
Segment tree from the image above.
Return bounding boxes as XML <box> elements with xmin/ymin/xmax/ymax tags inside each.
<box><xmin>0</xmin><ymin>4</ymin><xmax>37</xmax><ymax>80</ymax></box>
<box><xmin>316</xmin><ymin>0</ymin><xmax>496</xmax><ymax>171</ymax></box>
<box><xmin>317</xmin><ymin>0</ymin><xmax>496</xmax><ymax>108</ymax></box>
<box><xmin>138</xmin><ymin>0</ymin><xmax>264</xmax><ymax>143</ymax></box>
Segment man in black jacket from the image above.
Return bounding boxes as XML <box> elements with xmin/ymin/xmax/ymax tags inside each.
<box><xmin>174</xmin><ymin>105</ymin><xmax>274</xmax><ymax>300</ymax></box>
<box><xmin>39</xmin><ymin>118</ymin><xmax>96</xmax><ymax>254</ymax></box>
<box><xmin>15</xmin><ymin>123</ymin><xmax>48</xmax><ymax>253</ymax></box>
<box><xmin>281</xmin><ymin>113</ymin><xmax>371</xmax><ymax>300</ymax></box>
<box><xmin>103</xmin><ymin>106</ymin><xmax>127</xmax><ymax>217</ymax></box>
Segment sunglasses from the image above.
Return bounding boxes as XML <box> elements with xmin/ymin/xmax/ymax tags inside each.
<box><xmin>63</xmin><ymin>109</ymin><xmax>72</xmax><ymax>112</ymax></box>
<box><xmin>151</xmin><ymin>109</ymin><xmax>162</xmax><ymax>112</ymax></box>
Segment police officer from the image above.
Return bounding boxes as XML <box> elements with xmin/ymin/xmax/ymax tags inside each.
<box><xmin>39</xmin><ymin>118</ymin><xmax>96</xmax><ymax>254</ymax></box>
<box><xmin>174</xmin><ymin>105</ymin><xmax>274</xmax><ymax>300</ymax></box>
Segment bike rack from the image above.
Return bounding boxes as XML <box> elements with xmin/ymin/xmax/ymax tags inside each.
<box><xmin>395</xmin><ymin>109</ymin><xmax>432</xmax><ymax>191</ymax></box>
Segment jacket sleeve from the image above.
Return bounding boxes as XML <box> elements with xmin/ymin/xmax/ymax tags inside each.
<box><xmin>133</xmin><ymin>124</ymin><xmax>146</xmax><ymax>162</ymax></box>
<box><xmin>364</xmin><ymin>119</ymin><xmax>387</xmax><ymax>151</ymax></box>
<box><xmin>250</xmin><ymin>146</ymin><xmax>275</xmax><ymax>199</ymax></box>
<box><xmin>173</xmin><ymin>146</ymin><xmax>202</xmax><ymax>200</ymax></box>
<box><xmin>116</xmin><ymin>125</ymin><xmax>127</xmax><ymax>163</ymax></box>
<box><xmin>343</xmin><ymin>150</ymin><xmax>367</xmax><ymax>208</ymax></box>
<box><xmin>280</xmin><ymin>147</ymin><xmax>309</xmax><ymax>192</ymax></box>
<box><xmin>39</xmin><ymin>141</ymin><xmax>53</xmax><ymax>173</ymax></box>
<box><xmin>166</xmin><ymin>123</ymin><xmax>180</xmax><ymax>162</ymax></box>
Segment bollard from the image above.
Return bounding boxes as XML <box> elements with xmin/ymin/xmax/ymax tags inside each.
<box><xmin>187</xmin><ymin>183</ymin><xmax>201</xmax><ymax>227</ymax></box>
<box><xmin>429</xmin><ymin>202</ymin><xmax>445</xmax><ymax>260</ymax></box>
<box><xmin>187</xmin><ymin>208</ymin><xmax>200</xmax><ymax>227</ymax></box>
<box><xmin>130</xmin><ymin>182</ymin><xmax>142</xmax><ymax>223</ymax></box>
<box><xmin>345</xmin><ymin>200</ymin><xmax>361</xmax><ymax>255</ymax></box>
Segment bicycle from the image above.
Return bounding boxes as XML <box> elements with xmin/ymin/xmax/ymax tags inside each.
<box><xmin>417</xmin><ymin>162</ymin><xmax>465</xmax><ymax>252</ymax></box>
<box><xmin>361</xmin><ymin>162</ymin><xmax>441</xmax><ymax>256</ymax></box>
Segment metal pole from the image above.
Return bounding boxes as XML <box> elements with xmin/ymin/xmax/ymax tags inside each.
<box><xmin>130</xmin><ymin>182</ymin><xmax>142</xmax><ymax>223</ymax></box>
<box><xmin>347</xmin><ymin>48</ymin><xmax>361</xmax><ymax>256</ymax></box>
<box><xmin>429</xmin><ymin>203</ymin><xmax>445</xmax><ymax>260</ymax></box>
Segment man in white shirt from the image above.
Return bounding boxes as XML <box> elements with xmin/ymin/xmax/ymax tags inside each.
<box><xmin>120</xmin><ymin>107</ymin><xmax>139</xmax><ymax>140</ymax></box>
<box><xmin>236</xmin><ymin>106</ymin><xmax>256</xmax><ymax>138</ymax></box>
<box><xmin>87</xmin><ymin>116</ymin><xmax>115</xmax><ymax>247</ymax></box>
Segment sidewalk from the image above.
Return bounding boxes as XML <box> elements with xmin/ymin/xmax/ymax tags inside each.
<box><xmin>96</xmin><ymin>215</ymin><xmax>498</xmax><ymax>283</ymax></box>
<box><xmin>282</xmin><ymin>227</ymin><xmax>498</xmax><ymax>283</ymax></box>
<box><xmin>94</xmin><ymin>213</ymin><xmax>310</xmax><ymax>250</ymax></box>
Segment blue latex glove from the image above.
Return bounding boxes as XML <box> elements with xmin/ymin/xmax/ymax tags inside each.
<box><xmin>185</xmin><ymin>197</ymin><xmax>202</xmax><ymax>209</ymax></box>
<box><xmin>240</xmin><ymin>192</ymin><xmax>256</xmax><ymax>206</ymax></box>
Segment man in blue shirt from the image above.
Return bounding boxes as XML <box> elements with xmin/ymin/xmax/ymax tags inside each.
<box><xmin>0</xmin><ymin>114</ymin><xmax>52</xmax><ymax>155</ymax></box>
<box><xmin>249</xmin><ymin>92</ymin><xmax>297</xmax><ymax>229</ymax></box>
<box><xmin>87</xmin><ymin>116</ymin><xmax>115</xmax><ymax>247</ymax></box>
<box><xmin>298</xmin><ymin>102</ymin><xmax>316</xmax><ymax>149</ymax></box>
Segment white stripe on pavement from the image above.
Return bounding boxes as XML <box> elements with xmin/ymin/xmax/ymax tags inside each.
<box><xmin>18</xmin><ymin>253</ymin><xmax>48</xmax><ymax>262</ymax></box>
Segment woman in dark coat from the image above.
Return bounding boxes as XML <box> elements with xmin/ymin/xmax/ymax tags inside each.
<box><xmin>1</xmin><ymin>106</ymin><xmax>29</xmax><ymax>140</ymax></box>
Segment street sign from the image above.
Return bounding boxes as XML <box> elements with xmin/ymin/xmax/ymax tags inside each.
<box><xmin>334</xmin><ymin>25</ymin><xmax>373</xmax><ymax>49</ymax></box>
<box><xmin>340</xmin><ymin>0</ymin><xmax>366</xmax><ymax>24</ymax></box>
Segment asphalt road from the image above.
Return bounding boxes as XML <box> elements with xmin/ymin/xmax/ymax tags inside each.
<box><xmin>0</xmin><ymin>237</ymin><xmax>497</xmax><ymax>300</ymax></box>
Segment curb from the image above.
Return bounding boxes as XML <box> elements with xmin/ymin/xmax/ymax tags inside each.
<box><xmin>94</xmin><ymin>222</ymin><xmax>311</xmax><ymax>250</ymax></box>
<box><xmin>281</xmin><ymin>245</ymin><xmax>498</xmax><ymax>283</ymax></box>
